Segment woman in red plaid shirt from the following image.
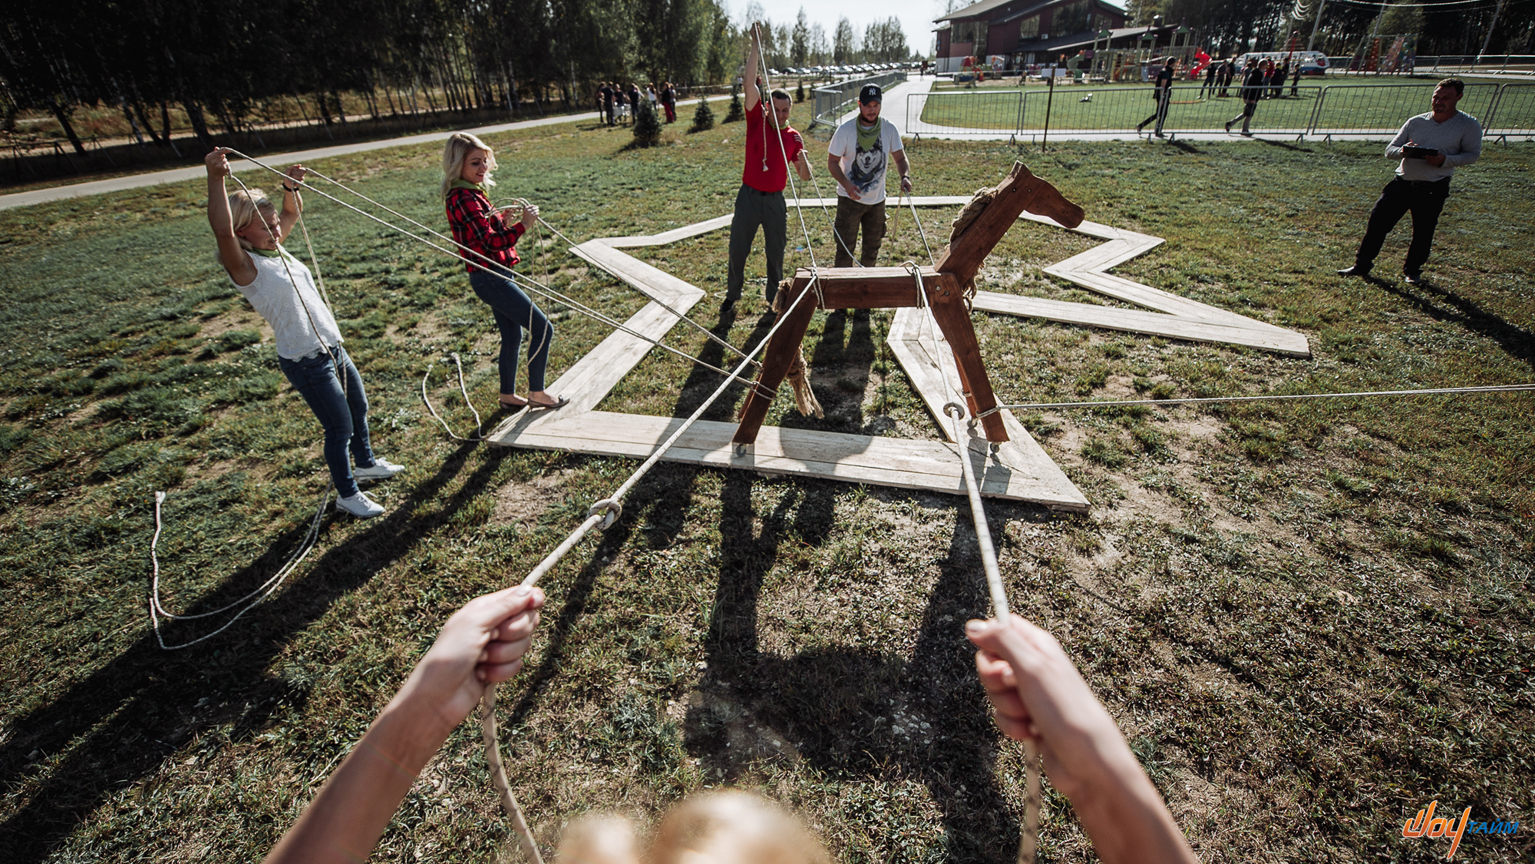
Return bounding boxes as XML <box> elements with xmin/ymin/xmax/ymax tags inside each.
<box><xmin>441</xmin><ymin>132</ymin><xmax>565</xmax><ymax>410</ymax></box>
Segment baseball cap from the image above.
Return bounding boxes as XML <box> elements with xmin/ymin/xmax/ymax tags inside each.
<box><xmin>858</xmin><ymin>84</ymin><xmax>883</xmax><ymax>104</ymax></box>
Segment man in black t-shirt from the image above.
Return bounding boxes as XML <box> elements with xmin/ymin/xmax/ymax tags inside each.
<box><xmin>1135</xmin><ymin>58</ymin><xmax>1178</xmax><ymax>138</ymax></box>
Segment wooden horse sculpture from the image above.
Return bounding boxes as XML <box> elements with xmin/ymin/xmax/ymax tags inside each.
<box><xmin>733</xmin><ymin>162</ymin><xmax>1085</xmax><ymax>447</ymax></box>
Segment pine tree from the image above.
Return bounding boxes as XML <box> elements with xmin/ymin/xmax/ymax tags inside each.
<box><xmin>632</xmin><ymin>98</ymin><xmax>662</xmax><ymax>146</ymax></box>
<box><xmin>796</xmin><ymin>80</ymin><xmax>805</xmax><ymax>103</ymax></box>
<box><xmin>690</xmin><ymin>96</ymin><xmax>715</xmax><ymax>133</ymax></box>
<box><xmin>724</xmin><ymin>87</ymin><xmax>743</xmax><ymax>123</ymax></box>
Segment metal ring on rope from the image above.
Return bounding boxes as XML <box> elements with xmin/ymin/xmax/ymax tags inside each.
<box><xmin>587</xmin><ymin>498</ymin><xmax>623</xmax><ymax>530</ymax></box>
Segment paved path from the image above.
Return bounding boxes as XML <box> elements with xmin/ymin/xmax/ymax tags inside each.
<box><xmin>0</xmin><ymin>97</ymin><xmax>735</xmax><ymax>211</ymax></box>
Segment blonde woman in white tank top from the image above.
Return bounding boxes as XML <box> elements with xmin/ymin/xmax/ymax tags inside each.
<box><xmin>204</xmin><ymin>148</ymin><xmax>404</xmax><ymax>517</ymax></box>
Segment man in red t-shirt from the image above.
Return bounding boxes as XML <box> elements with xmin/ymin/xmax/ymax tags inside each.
<box><xmin>727</xmin><ymin>25</ymin><xmax>813</xmax><ymax>308</ymax></box>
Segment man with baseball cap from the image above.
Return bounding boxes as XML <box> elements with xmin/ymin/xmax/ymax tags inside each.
<box><xmin>827</xmin><ymin>83</ymin><xmax>912</xmax><ymax>268</ymax></box>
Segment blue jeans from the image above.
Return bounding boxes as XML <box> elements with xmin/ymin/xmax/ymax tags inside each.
<box><xmin>468</xmin><ymin>268</ymin><xmax>553</xmax><ymax>395</ymax></box>
<box><xmin>278</xmin><ymin>345</ymin><xmax>375</xmax><ymax>498</ymax></box>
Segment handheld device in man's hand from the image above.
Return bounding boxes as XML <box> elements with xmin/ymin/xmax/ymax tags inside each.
<box><xmin>1401</xmin><ymin>145</ymin><xmax>1439</xmax><ymax>159</ymax></box>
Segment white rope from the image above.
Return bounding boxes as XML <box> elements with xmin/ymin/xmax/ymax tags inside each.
<box><xmin>977</xmin><ymin>383</ymin><xmax>1535</xmax><ymax>418</ymax></box>
<box><xmin>477</xmin><ymin>275</ymin><xmax>826</xmax><ymax>862</ymax></box>
<box><xmin>904</xmin><ymin>251</ymin><xmax>1040</xmax><ymax>864</ymax></box>
<box><xmin>420</xmin><ymin>352</ymin><xmax>490</xmax><ymax>442</ymax></box>
<box><xmin>148</xmin><ymin>488</ymin><xmax>331</xmax><ymax>650</ymax></box>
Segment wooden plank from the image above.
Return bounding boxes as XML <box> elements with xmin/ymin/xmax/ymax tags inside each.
<box><xmin>571</xmin><ymin>240</ymin><xmax>702</xmax><ymax>306</ymax></box>
<box><xmin>599</xmin><ymin>215</ymin><xmax>735</xmax><ymax>248</ymax></box>
<box><xmin>491</xmin><ymin>410</ymin><xmax>1087</xmax><ymax>508</ymax></box>
<box><xmin>972</xmin><ymin>292</ymin><xmax>1311</xmax><ymax>357</ymax></box>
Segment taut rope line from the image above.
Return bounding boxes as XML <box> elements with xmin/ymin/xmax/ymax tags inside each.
<box><xmin>977</xmin><ymin>383</ymin><xmax>1535</xmax><ymax>417</ymax></box>
<box><xmin>224</xmin><ymin>152</ymin><xmax>751</xmax><ymax>385</ymax></box>
<box><xmin>904</xmin><ymin>221</ymin><xmax>1044</xmax><ymax>861</ymax></box>
<box><xmin>478</xmin><ymin>275</ymin><xmax>827</xmax><ymax>861</ymax></box>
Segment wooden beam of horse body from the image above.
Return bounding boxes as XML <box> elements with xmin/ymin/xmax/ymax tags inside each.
<box><xmin>732</xmin><ymin>162</ymin><xmax>1085</xmax><ymax>448</ymax></box>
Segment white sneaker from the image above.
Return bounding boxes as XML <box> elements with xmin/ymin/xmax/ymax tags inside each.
<box><xmin>336</xmin><ymin>491</ymin><xmax>385</xmax><ymax>518</ymax></box>
<box><xmin>354</xmin><ymin>458</ymin><xmax>404</xmax><ymax>482</ymax></box>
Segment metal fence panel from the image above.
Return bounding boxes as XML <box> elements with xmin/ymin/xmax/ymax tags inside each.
<box><xmin>905</xmin><ymin>90</ymin><xmax>1024</xmax><ymax>138</ymax></box>
<box><xmin>1307</xmin><ymin>82</ymin><xmax>1498</xmax><ymax>138</ymax></box>
<box><xmin>1017</xmin><ymin>84</ymin><xmax>1319</xmax><ymax>136</ymax></box>
<box><xmin>812</xmin><ymin>72</ymin><xmax>907</xmax><ymax>127</ymax></box>
<box><xmin>1486</xmin><ymin>83</ymin><xmax>1535</xmax><ymax>138</ymax></box>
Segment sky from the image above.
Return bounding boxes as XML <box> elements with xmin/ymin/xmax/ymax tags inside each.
<box><xmin>724</xmin><ymin>0</ymin><xmax>1129</xmax><ymax>60</ymax></box>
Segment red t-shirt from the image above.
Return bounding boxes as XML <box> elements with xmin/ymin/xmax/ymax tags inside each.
<box><xmin>741</xmin><ymin>97</ymin><xmax>804</xmax><ymax>193</ymax></box>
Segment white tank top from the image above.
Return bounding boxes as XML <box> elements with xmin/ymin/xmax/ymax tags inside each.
<box><xmin>232</xmin><ymin>248</ymin><xmax>343</xmax><ymax>360</ymax></box>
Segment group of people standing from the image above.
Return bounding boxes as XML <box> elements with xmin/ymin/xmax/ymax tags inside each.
<box><xmin>599</xmin><ymin>81</ymin><xmax>678</xmax><ymax>126</ymax></box>
<box><xmin>728</xmin><ymin>27</ymin><xmax>911</xmax><ymax>308</ymax></box>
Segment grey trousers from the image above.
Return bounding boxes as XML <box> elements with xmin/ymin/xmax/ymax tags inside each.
<box><xmin>727</xmin><ymin>184</ymin><xmax>787</xmax><ymax>302</ymax></box>
<box><xmin>833</xmin><ymin>196</ymin><xmax>887</xmax><ymax>268</ymax></box>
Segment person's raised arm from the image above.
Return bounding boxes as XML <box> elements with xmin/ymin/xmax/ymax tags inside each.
<box><xmin>275</xmin><ymin>164</ymin><xmax>307</xmax><ymax>242</ymax></box>
<box><xmin>744</xmin><ymin>25</ymin><xmax>763</xmax><ymax>112</ymax></box>
<box><xmin>967</xmin><ymin>615</ymin><xmax>1199</xmax><ymax>864</ymax></box>
<box><xmin>205</xmin><ymin>147</ymin><xmax>257</xmax><ymax>286</ymax></box>
<box><xmin>263</xmin><ymin>586</ymin><xmax>546</xmax><ymax>864</ymax></box>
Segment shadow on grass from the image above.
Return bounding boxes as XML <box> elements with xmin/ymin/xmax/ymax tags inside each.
<box><xmin>1375</xmin><ymin>274</ymin><xmax>1535</xmax><ymax>372</ymax></box>
<box><xmin>0</xmin><ymin>439</ymin><xmax>502</xmax><ymax>862</ymax></box>
<box><xmin>1253</xmin><ymin>137</ymin><xmax>1314</xmax><ymax>152</ymax></box>
<box><xmin>689</xmin><ymin>486</ymin><xmax>1024</xmax><ymax>862</ymax></box>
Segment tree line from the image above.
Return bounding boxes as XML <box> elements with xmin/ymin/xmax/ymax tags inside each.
<box><xmin>0</xmin><ymin>0</ymin><xmax>928</xmax><ymax>158</ymax></box>
<box><xmin>1126</xmin><ymin>0</ymin><xmax>1535</xmax><ymax>60</ymax></box>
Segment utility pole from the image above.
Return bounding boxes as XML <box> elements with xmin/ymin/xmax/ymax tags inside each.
<box><xmin>1307</xmin><ymin>0</ymin><xmax>1328</xmax><ymax>52</ymax></box>
<box><xmin>1477</xmin><ymin>0</ymin><xmax>1508</xmax><ymax>60</ymax></box>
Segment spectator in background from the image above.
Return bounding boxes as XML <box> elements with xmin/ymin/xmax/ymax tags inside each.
<box><xmin>1225</xmin><ymin>58</ymin><xmax>1266</xmax><ymax>136</ymax></box>
<box><xmin>1291</xmin><ymin>62</ymin><xmax>1302</xmax><ymax>97</ymax></box>
<box><xmin>1271</xmin><ymin>60</ymin><xmax>1288</xmax><ymax>98</ymax></box>
<box><xmin>1135</xmin><ymin>57</ymin><xmax>1178</xmax><ymax>138</ymax></box>
<box><xmin>1337</xmin><ymin>78</ymin><xmax>1482</xmax><ymax>284</ymax></box>
<box><xmin>1217</xmin><ymin>57</ymin><xmax>1235</xmax><ymax>97</ymax></box>
<box><xmin>600</xmin><ymin>82</ymin><xmax>615</xmax><ymax>127</ymax></box>
<box><xmin>1201</xmin><ymin>58</ymin><xmax>1218</xmax><ymax>98</ymax></box>
<box><xmin>662</xmin><ymin>82</ymin><xmax>677</xmax><ymax>123</ymax></box>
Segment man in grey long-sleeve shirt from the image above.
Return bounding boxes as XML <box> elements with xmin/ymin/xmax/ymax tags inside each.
<box><xmin>1338</xmin><ymin>78</ymin><xmax>1482</xmax><ymax>284</ymax></box>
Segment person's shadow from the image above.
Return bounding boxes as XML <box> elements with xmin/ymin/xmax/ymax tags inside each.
<box><xmin>0</xmin><ymin>440</ymin><xmax>501</xmax><ymax>862</ymax></box>
<box><xmin>685</xmin><ymin>484</ymin><xmax>1027</xmax><ymax>862</ymax></box>
<box><xmin>1375</xmin><ymin>274</ymin><xmax>1535</xmax><ymax>372</ymax></box>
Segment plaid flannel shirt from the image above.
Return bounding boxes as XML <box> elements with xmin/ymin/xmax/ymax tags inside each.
<box><xmin>445</xmin><ymin>186</ymin><xmax>525</xmax><ymax>273</ymax></box>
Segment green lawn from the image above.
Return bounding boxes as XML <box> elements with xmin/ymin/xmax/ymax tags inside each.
<box><xmin>917</xmin><ymin>77</ymin><xmax>1525</xmax><ymax>135</ymax></box>
<box><xmin>1</xmin><ymin>107</ymin><xmax>1532</xmax><ymax>863</ymax></box>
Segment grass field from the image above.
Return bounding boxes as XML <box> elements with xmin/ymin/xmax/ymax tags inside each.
<box><xmin>1</xmin><ymin>105</ymin><xmax>1533</xmax><ymax>863</ymax></box>
<box><xmin>917</xmin><ymin>77</ymin><xmax>1534</xmax><ymax>135</ymax></box>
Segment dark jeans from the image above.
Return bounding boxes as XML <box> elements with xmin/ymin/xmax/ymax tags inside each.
<box><xmin>469</xmin><ymin>267</ymin><xmax>553</xmax><ymax>395</ymax></box>
<box><xmin>727</xmin><ymin>184</ymin><xmax>788</xmax><ymax>302</ymax></box>
<box><xmin>278</xmin><ymin>344</ymin><xmax>374</xmax><ymax>498</ymax></box>
<box><xmin>833</xmin><ymin>196</ymin><xmax>887</xmax><ymax>268</ymax></box>
<box><xmin>1353</xmin><ymin>177</ymin><xmax>1451</xmax><ymax>275</ymax></box>
<box><xmin>1137</xmin><ymin>91</ymin><xmax>1172</xmax><ymax>133</ymax></box>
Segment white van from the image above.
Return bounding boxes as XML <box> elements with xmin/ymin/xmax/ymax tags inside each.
<box><xmin>1232</xmin><ymin>51</ymin><xmax>1328</xmax><ymax>75</ymax></box>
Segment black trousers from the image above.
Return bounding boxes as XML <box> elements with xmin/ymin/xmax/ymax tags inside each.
<box><xmin>1353</xmin><ymin>176</ymin><xmax>1451</xmax><ymax>275</ymax></box>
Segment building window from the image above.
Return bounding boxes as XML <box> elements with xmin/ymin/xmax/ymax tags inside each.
<box><xmin>1018</xmin><ymin>15</ymin><xmax>1040</xmax><ymax>40</ymax></box>
<box><xmin>1054</xmin><ymin>0</ymin><xmax>1090</xmax><ymax>35</ymax></box>
<box><xmin>954</xmin><ymin>20</ymin><xmax>988</xmax><ymax>46</ymax></box>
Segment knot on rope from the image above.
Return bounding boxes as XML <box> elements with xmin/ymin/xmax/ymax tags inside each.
<box><xmin>587</xmin><ymin>498</ymin><xmax>623</xmax><ymax>529</ymax></box>
<box><xmin>902</xmin><ymin>261</ymin><xmax>927</xmax><ymax>308</ymax></box>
